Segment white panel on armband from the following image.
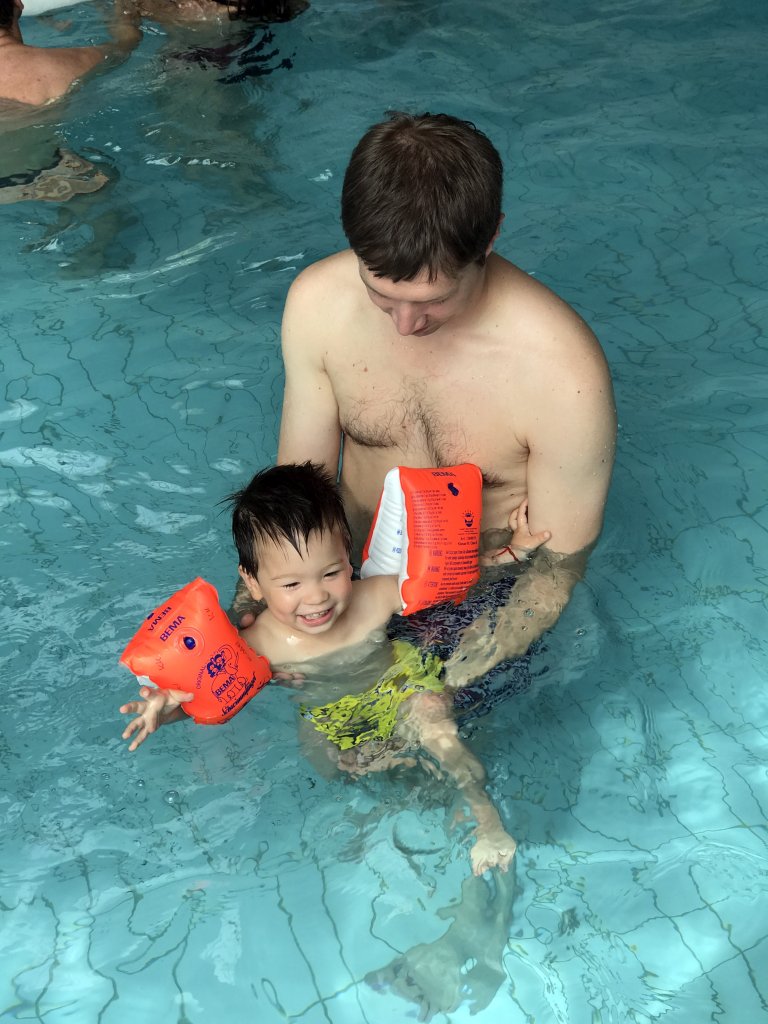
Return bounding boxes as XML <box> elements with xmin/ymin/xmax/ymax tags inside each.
<box><xmin>360</xmin><ymin>468</ymin><xmax>409</xmax><ymax>582</ymax></box>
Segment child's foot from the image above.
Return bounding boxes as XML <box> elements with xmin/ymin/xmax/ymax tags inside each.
<box><xmin>470</xmin><ymin>828</ymin><xmax>517</xmax><ymax>875</ymax></box>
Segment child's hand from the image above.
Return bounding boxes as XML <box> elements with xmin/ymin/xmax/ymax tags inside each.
<box><xmin>120</xmin><ymin>685</ymin><xmax>193</xmax><ymax>752</ymax></box>
<box><xmin>481</xmin><ymin>499</ymin><xmax>551</xmax><ymax>566</ymax></box>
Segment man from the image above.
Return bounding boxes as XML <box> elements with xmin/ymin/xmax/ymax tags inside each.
<box><xmin>0</xmin><ymin>0</ymin><xmax>139</xmax><ymax>106</ymax></box>
<box><xmin>268</xmin><ymin>111</ymin><xmax>616</xmax><ymax>688</ymax></box>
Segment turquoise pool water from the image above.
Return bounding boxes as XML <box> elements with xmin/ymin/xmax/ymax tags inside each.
<box><xmin>2</xmin><ymin>0</ymin><xmax>767</xmax><ymax>1021</ymax></box>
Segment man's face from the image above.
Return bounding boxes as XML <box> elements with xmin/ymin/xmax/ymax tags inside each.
<box><xmin>358</xmin><ymin>260</ymin><xmax>485</xmax><ymax>338</ymax></box>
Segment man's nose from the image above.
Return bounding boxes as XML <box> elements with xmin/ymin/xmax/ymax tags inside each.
<box><xmin>390</xmin><ymin>303</ymin><xmax>425</xmax><ymax>336</ymax></box>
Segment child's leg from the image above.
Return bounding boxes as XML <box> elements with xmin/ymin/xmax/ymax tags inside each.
<box><xmin>336</xmin><ymin>738</ymin><xmax>419</xmax><ymax>776</ymax></box>
<box><xmin>401</xmin><ymin>691</ymin><xmax>517</xmax><ymax>876</ymax></box>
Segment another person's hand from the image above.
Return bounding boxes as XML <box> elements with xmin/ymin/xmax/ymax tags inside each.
<box><xmin>120</xmin><ymin>685</ymin><xmax>193</xmax><ymax>751</ymax></box>
<box><xmin>109</xmin><ymin>0</ymin><xmax>142</xmax><ymax>51</ymax></box>
<box><xmin>480</xmin><ymin>499</ymin><xmax>551</xmax><ymax>566</ymax></box>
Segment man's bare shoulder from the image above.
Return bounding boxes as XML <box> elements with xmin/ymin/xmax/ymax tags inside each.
<box><xmin>490</xmin><ymin>255</ymin><xmax>610</xmax><ymax>383</ymax></box>
<box><xmin>288</xmin><ymin>249</ymin><xmax>359</xmax><ymax>303</ymax></box>
<box><xmin>282</xmin><ymin>249</ymin><xmax>366</xmax><ymax>353</ymax></box>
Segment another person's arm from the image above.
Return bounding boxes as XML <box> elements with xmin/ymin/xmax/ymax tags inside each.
<box><xmin>24</xmin><ymin>1</ymin><xmax>140</xmax><ymax>104</ymax></box>
<box><xmin>74</xmin><ymin>0</ymin><xmax>141</xmax><ymax>68</ymax></box>
<box><xmin>103</xmin><ymin>0</ymin><xmax>143</xmax><ymax>56</ymax></box>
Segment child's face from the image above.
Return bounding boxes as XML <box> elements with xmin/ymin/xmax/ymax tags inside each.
<box><xmin>244</xmin><ymin>529</ymin><xmax>353</xmax><ymax>636</ymax></box>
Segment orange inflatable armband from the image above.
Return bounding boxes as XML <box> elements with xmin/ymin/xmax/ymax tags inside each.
<box><xmin>361</xmin><ymin>464</ymin><xmax>482</xmax><ymax>615</ymax></box>
<box><xmin>120</xmin><ymin>577</ymin><xmax>271</xmax><ymax>725</ymax></box>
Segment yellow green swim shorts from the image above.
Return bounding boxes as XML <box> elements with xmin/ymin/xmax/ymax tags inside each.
<box><xmin>300</xmin><ymin>640</ymin><xmax>444</xmax><ymax>750</ymax></box>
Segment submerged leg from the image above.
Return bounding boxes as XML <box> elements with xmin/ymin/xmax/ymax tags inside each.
<box><xmin>336</xmin><ymin>743</ymin><xmax>419</xmax><ymax>775</ymax></box>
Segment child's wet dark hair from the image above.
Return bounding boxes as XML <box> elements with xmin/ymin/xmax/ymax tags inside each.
<box><xmin>227</xmin><ymin>462</ymin><xmax>352</xmax><ymax>577</ymax></box>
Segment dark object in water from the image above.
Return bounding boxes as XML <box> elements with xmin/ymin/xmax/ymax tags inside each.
<box><xmin>173</xmin><ymin>27</ymin><xmax>294</xmax><ymax>82</ymax></box>
<box><xmin>213</xmin><ymin>0</ymin><xmax>308</xmax><ymax>22</ymax></box>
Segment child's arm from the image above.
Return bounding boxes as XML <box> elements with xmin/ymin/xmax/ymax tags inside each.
<box><xmin>402</xmin><ymin>692</ymin><xmax>517</xmax><ymax>875</ymax></box>
<box><xmin>339</xmin><ymin>574</ymin><xmax>403</xmax><ymax>639</ymax></box>
<box><xmin>120</xmin><ymin>685</ymin><xmax>193</xmax><ymax>752</ymax></box>
<box><xmin>481</xmin><ymin>498</ymin><xmax>551</xmax><ymax>566</ymax></box>
<box><xmin>360</xmin><ymin>573</ymin><xmax>404</xmax><ymax>617</ymax></box>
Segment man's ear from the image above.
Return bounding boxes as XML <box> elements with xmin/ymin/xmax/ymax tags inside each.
<box><xmin>485</xmin><ymin>213</ymin><xmax>505</xmax><ymax>256</ymax></box>
<box><xmin>238</xmin><ymin>565</ymin><xmax>263</xmax><ymax>601</ymax></box>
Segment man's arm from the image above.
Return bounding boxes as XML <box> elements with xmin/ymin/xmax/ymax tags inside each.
<box><xmin>232</xmin><ymin>264</ymin><xmax>343</xmax><ymax>623</ymax></box>
<box><xmin>277</xmin><ymin>265</ymin><xmax>343</xmax><ymax>475</ymax></box>
<box><xmin>447</xmin><ymin>329</ymin><xmax>616</xmax><ymax>684</ymax></box>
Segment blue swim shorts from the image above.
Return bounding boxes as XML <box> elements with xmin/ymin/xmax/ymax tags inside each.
<box><xmin>385</xmin><ymin>573</ymin><xmax>546</xmax><ymax>724</ymax></box>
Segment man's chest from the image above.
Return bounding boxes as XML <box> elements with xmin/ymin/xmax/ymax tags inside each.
<box><xmin>332</xmin><ymin>349</ymin><xmax>516</xmax><ymax>467</ymax></box>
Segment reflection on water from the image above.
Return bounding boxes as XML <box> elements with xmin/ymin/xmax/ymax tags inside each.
<box><xmin>0</xmin><ymin>102</ymin><xmax>108</xmax><ymax>205</ymax></box>
<box><xmin>367</xmin><ymin>868</ymin><xmax>518</xmax><ymax>1018</ymax></box>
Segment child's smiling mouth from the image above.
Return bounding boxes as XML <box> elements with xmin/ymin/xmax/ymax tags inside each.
<box><xmin>298</xmin><ymin>608</ymin><xmax>334</xmax><ymax>627</ymax></box>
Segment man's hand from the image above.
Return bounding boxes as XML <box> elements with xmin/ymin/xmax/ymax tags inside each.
<box><xmin>443</xmin><ymin>610</ymin><xmax>509</xmax><ymax>689</ymax></box>
<box><xmin>120</xmin><ymin>685</ymin><xmax>192</xmax><ymax>751</ymax></box>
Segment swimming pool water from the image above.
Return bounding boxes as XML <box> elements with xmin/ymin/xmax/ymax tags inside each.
<box><xmin>2</xmin><ymin>0</ymin><xmax>767</xmax><ymax>1021</ymax></box>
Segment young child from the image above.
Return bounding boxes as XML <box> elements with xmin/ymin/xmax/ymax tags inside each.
<box><xmin>120</xmin><ymin>462</ymin><xmax>550</xmax><ymax>875</ymax></box>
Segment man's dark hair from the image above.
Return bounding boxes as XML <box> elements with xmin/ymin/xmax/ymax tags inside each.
<box><xmin>0</xmin><ymin>0</ymin><xmax>16</xmax><ymax>29</ymax></box>
<box><xmin>228</xmin><ymin>462</ymin><xmax>352</xmax><ymax>577</ymax></box>
<box><xmin>341</xmin><ymin>111</ymin><xmax>504</xmax><ymax>283</ymax></box>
